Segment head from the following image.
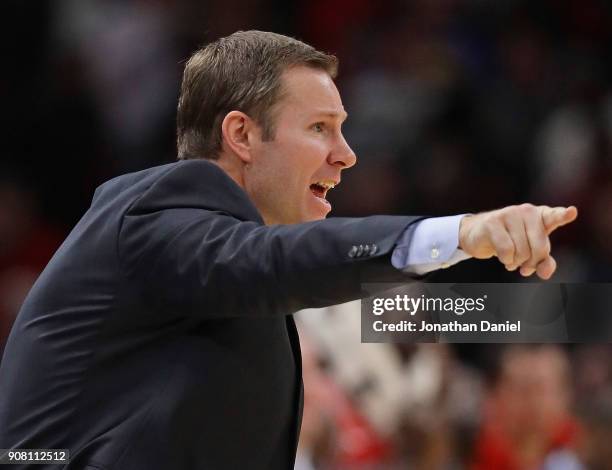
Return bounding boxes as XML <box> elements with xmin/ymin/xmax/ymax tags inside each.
<box><xmin>490</xmin><ymin>345</ymin><xmax>571</xmax><ymax>437</ymax></box>
<box><xmin>176</xmin><ymin>30</ymin><xmax>356</xmax><ymax>224</ymax></box>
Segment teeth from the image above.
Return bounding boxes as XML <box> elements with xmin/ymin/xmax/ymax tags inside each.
<box><xmin>314</xmin><ymin>180</ymin><xmax>336</xmax><ymax>190</ymax></box>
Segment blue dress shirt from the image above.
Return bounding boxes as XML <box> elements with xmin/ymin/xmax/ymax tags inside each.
<box><xmin>392</xmin><ymin>215</ymin><xmax>472</xmax><ymax>274</ymax></box>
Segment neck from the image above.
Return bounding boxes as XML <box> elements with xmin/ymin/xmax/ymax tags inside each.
<box><xmin>210</xmin><ymin>156</ymin><xmax>274</xmax><ymax>225</ymax></box>
<box><xmin>211</xmin><ymin>157</ymin><xmax>246</xmax><ymax>191</ymax></box>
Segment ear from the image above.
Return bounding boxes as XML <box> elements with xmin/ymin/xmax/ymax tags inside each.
<box><xmin>221</xmin><ymin>111</ymin><xmax>257</xmax><ymax>164</ymax></box>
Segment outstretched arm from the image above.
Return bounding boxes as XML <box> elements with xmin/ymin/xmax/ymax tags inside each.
<box><xmin>119</xmin><ymin>209</ymin><xmax>423</xmax><ymax>318</ymax></box>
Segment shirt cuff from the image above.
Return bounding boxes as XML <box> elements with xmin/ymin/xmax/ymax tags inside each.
<box><xmin>391</xmin><ymin>214</ymin><xmax>472</xmax><ymax>275</ymax></box>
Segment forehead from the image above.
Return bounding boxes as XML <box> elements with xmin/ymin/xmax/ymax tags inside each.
<box><xmin>277</xmin><ymin>66</ymin><xmax>347</xmax><ymax>120</ymax></box>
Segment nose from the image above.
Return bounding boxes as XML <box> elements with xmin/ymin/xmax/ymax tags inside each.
<box><xmin>328</xmin><ymin>133</ymin><xmax>357</xmax><ymax>169</ymax></box>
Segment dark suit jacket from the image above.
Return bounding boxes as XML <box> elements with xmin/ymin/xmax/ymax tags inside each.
<box><xmin>0</xmin><ymin>160</ymin><xmax>421</xmax><ymax>469</ymax></box>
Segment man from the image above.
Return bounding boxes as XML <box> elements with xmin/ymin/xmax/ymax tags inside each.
<box><xmin>0</xmin><ymin>31</ymin><xmax>576</xmax><ymax>469</ymax></box>
<box><xmin>472</xmin><ymin>346</ymin><xmax>579</xmax><ymax>469</ymax></box>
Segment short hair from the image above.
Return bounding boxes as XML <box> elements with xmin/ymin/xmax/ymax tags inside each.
<box><xmin>176</xmin><ymin>30</ymin><xmax>338</xmax><ymax>160</ymax></box>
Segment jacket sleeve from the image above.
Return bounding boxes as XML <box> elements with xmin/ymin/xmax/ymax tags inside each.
<box><xmin>118</xmin><ymin>198</ymin><xmax>423</xmax><ymax>320</ymax></box>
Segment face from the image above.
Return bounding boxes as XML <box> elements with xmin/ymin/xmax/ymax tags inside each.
<box><xmin>494</xmin><ymin>348</ymin><xmax>570</xmax><ymax>435</ymax></box>
<box><xmin>244</xmin><ymin>66</ymin><xmax>357</xmax><ymax>224</ymax></box>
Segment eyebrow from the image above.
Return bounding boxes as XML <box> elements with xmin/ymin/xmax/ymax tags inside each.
<box><xmin>313</xmin><ymin>111</ymin><xmax>349</xmax><ymax>121</ymax></box>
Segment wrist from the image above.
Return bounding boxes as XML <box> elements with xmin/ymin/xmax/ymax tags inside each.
<box><xmin>458</xmin><ymin>214</ymin><xmax>474</xmax><ymax>250</ymax></box>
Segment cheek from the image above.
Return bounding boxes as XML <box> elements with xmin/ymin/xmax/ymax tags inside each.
<box><xmin>279</xmin><ymin>129</ymin><xmax>329</xmax><ymax>161</ymax></box>
<box><xmin>260</xmin><ymin>133</ymin><xmax>329</xmax><ymax>196</ymax></box>
<box><xmin>252</xmin><ymin>155</ymin><xmax>303</xmax><ymax>204</ymax></box>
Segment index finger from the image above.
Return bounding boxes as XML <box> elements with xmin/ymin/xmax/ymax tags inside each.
<box><xmin>541</xmin><ymin>206</ymin><xmax>578</xmax><ymax>235</ymax></box>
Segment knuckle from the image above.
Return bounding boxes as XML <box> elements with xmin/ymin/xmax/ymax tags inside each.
<box><xmin>516</xmin><ymin>251</ymin><xmax>530</xmax><ymax>265</ymax></box>
<box><xmin>503</xmin><ymin>204</ymin><xmax>534</xmax><ymax>222</ymax></box>
<box><xmin>486</xmin><ymin>211</ymin><xmax>503</xmax><ymax>225</ymax></box>
<box><xmin>484</xmin><ymin>217</ymin><xmax>502</xmax><ymax>235</ymax></box>
<box><xmin>530</xmin><ymin>236</ymin><xmax>551</xmax><ymax>259</ymax></box>
<box><xmin>529</xmin><ymin>251</ymin><xmax>544</xmax><ymax>266</ymax></box>
<box><xmin>503</xmin><ymin>205</ymin><xmax>518</xmax><ymax>217</ymax></box>
<box><xmin>523</xmin><ymin>255</ymin><xmax>537</xmax><ymax>268</ymax></box>
<box><xmin>519</xmin><ymin>203</ymin><xmax>537</xmax><ymax>217</ymax></box>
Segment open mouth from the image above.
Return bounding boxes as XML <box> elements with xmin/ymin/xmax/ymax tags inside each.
<box><xmin>309</xmin><ymin>180</ymin><xmax>336</xmax><ymax>200</ymax></box>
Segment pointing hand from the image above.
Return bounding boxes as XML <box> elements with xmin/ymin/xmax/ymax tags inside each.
<box><xmin>458</xmin><ymin>204</ymin><xmax>578</xmax><ymax>280</ymax></box>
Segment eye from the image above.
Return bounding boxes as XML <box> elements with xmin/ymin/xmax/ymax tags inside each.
<box><xmin>312</xmin><ymin>122</ymin><xmax>325</xmax><ymax>133</ymax></box>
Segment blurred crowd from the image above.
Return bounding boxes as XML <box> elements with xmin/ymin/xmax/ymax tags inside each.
<box><xmin>296</xmin><ymin>306</ymin><xmax>612</xmax><ymax>469</ymax></box>
<box><xmin>3</xmin><ymin>0</ymin><xmax>612</xmax><ymax>468</ymax></box>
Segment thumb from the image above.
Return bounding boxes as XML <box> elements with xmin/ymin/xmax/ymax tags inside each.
<box><xmin>541</xmin><ymin>206</ymin><xmax>578</xmax><ymax>235</ymax></box>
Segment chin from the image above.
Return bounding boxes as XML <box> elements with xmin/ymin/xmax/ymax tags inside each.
<box><xmin>283</xmin><ymin>202</ymin><xmax>330</xmax><ymax>224</ymax></box>
<box><xmin>303</xmin><ymin>205</ymin><xmax>331</xmax><ymax>222</ymax></box>
<box><xmin>302</xmin><ymin>210</ymin><xmax>329</xmax><ymax>223</ymax></box>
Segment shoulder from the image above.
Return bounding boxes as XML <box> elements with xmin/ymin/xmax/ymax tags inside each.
<box><xmin>106</xmin><ymin>159</ymin><xmax>262</xmax><ymax>223</ymax></box>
